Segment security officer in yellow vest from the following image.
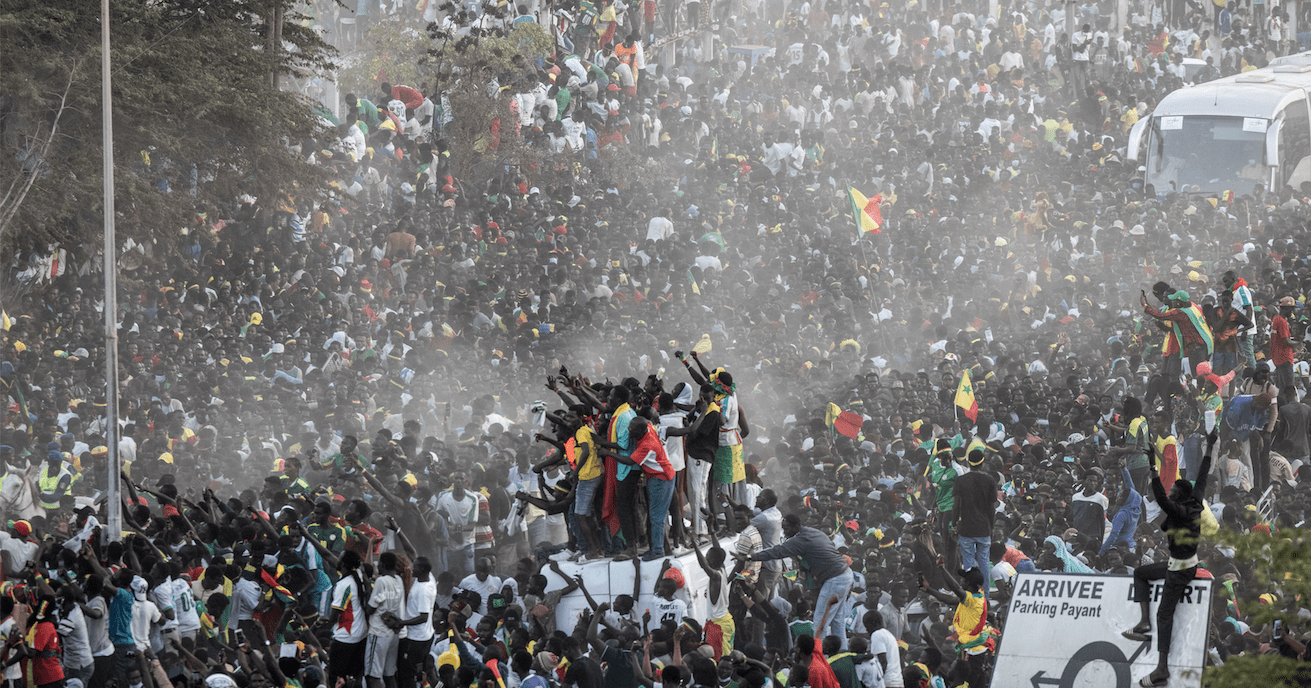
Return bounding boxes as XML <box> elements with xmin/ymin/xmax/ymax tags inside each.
<box><xmin>38</xmin><ymin>448</ymin><xmax>74</xmax><ymax>511</ymax></box>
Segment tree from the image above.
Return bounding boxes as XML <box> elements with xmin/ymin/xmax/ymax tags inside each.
<box><xmin>426</xmin><ymin>20</ymin><xmax>552</xmax><ymax>181</ymax></box>
<box><xmin>0</xmin><ymin>0</ymin><xmax>336</xmax><ymax>257</ymax></box>
<box><xmin>337</xmin><ymin>21</ymin><xmax>431</xmax><ymax>104</ymax></box>
<box><xmin>1203</xmin><ymin>526</ymin><xmax>1311</xmax><ymax>686</ymax></box>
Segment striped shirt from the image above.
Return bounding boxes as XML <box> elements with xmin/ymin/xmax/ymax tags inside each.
<box><xmin>734</xmin><ymin>525</ymin><xmax>763</xmax><ymax>580</ymax></box>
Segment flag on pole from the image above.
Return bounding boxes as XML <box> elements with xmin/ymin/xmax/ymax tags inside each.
<box><xmin>955</xmin><ymin>369</ymin><xmax>978</xmax><ymax>422</ymax></box>
<box><xmin>0</xmin><ymin>311</ymin><xmax>10</xmax><ymax>331</ymax></box>
<box><xmin>848</xmin><ymin>187</ymin><xmax>883</xmax><ymax>235</ymax></box>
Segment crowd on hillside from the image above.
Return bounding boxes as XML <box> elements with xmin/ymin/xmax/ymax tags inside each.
<box><xmin>12</xmin><ymin>0</ymin><xmax>1311</xmax><ymax>686</ymax></box>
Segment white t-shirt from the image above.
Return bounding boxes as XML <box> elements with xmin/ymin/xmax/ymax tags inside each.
<box><xmin>458</xmin><ymin>574</ymin><xmax>503</xmax><ymax>614</ymax></box>
<box><xmin>58</xmin><ymin>605</ymin><xmax>94</xmax><ymax>670</ymax></box>
<box><xmin>657</xmin><ymin>412</ymin><xmax>687</xmax><ymax>471</ymax></box>
<box><xmin>856</xmin><ymin>656</ymin><xmax>885</xmax><ymax>688</ymax></box>
<box><xmin>151</xmin><ymin>582</ymin><xmax>179</xmax><ymax>632</ymax></box>
<box><xmin>332</xmin><ymin>576</ymin><xmax>368</xmax><ymax>643</ymax></box>
<box><xmin>404</xmin><ymin>578</ymin><xmax>438</xmax><ymax>642</ymax></box>
<box><xmin>86</xmin><ymin>596</ymin><xmax>113</xmax><ymax>657</ymax></box>
<box><xmin>654</xmin><ymin>597</ymin><xmax>687</xmax><ymax>625</ymax></box>
<box><xmin>131</xmin><ymin>599</ymin><xmax>161</xmax><ymax>652</ymax></box>
<box><xmin>437</xmin><ymin>491</ymin><xmax>479</xmax><ymax>546</ymax></box>
<box><xmin>369</xmin><ymin>574</ymin><xmax>405</xmax><ymax>637</ymax></box>
<box><xmin>0</xmin><ymin>618</ymin><xmax>19</xmax><ymax>680</ymax></box>
<box><xmin>646</xmin><ymin>217</ymin><xmax>674</xmax><ymax>242</ymax></box>
<box><xmin>0</xmin><ymin>533</ymin><xmax>38</xmax><ymax>577</ymax></box>
<box><xmin>171</xmin><ymin>578</ymin><xmax>202</xmax><ymax>633</ymax></box>
<box><xmin>869</xmin><ymin>628</ymin><xmax>903</xmax><ymax>687</ymax></box>
<box><xmin>1072</xmin><ymin>31</ymin><xmax>1092</xmax><ymax>61</ymax></box>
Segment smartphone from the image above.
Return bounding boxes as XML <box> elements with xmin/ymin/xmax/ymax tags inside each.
<box><xmin>234</xmin><ymin>628</ymin><xmax>247</xmax><ymax>646</ymax></box>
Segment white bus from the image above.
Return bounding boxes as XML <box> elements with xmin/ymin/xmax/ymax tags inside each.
<box><xmin>1128</xmin><ymin>64</ymin><xmax>1311</xmax><ymax>196</ymax></box>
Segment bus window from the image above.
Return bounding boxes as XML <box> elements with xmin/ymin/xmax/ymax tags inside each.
<box><xmin>1280</xmin><ymin>98</ymin><xmax>1311</xmax><ymax>190</ymax></box>
<box><xmin>1146</xmin><ymin>115</ymin><xmax>1267</xmax><ymax>194</ymax></box>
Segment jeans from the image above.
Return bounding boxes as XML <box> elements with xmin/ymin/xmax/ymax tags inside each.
<box><xmin>112</xmin><ymin>644</ymin><xmax>136</xmax><ymax>687</ymax></box>
<box><xmin>1133</xmin><ymin>562</ymin><xmax>1198</xmax><ymax>654</ymax></box>
<box><xmin>1239</xmin><ymin>334</ymin><xmax>1257</xmax><ymax>372</ymax></box>
<box><xmin>526</xmin><ymin>518</ymin><xmax>551</xmax><ymax>554</ymax></box>
<box><xmin>1211</xmin><ymin>351</ymin><xmax>1237</xmax><ymax>376</ymax></box>
<box><xmin>647</xmin><ymin>476</ymin><xmax>675</xmax><ymax>555</ymax></box>
<box><xmin>958</xmin><ymin>536</ymin><xmax>991</xmax><ymax>603</ymax></box>
<box><xmin>616</xmin><ymin>470</ymin><xmax>642</xmax><ymax>548</ymax></box>
<box><xmin>450</xmin><ymin>544</ymin><xmax>475</xmax><ymax>579</ymax></box>
<box><xmin>814</xmin><ymin>569</ymin><xmax>855</xmax><ymax>648</ymax></box>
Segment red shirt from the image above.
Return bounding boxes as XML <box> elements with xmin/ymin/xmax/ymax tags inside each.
<box><xmin>630</xmin><ymin>432</ymin><xmax>675</xmax><ymax>480</ymax></box>
<box><xmin>1273</xmin><ymin>315</ymin><xmax>1295</xmax><ymax>366</ymax></box>
<box><xmin>1001</xmin><ymin>545</ymin><xmax>1031</xmax><ymax>567</ymax></box>
<box><xmin>346</xmin><ymin>523</ymin><xmax>383</xmax><ymax>560</ymax></box>
<box><xmin>29</xmin><ymin>621</ymin><xmax>63</xmax><ymax>685</ymax></box>
<box><xmin>807</xmin><ymin>639</ymin><xmax>840</xmax><ymax>688</ymax></box>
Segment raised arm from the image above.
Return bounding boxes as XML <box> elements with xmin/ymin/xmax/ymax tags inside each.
<box><xmin>548</xmin><ymin>562</ymin><xmax>581</xmax><ymax>597</ymax></box>
<box><xmin>294</xmin><ymin>522</ymin><xmax>340</xmax><ymax>570</ymax></box>
<box><xmin>687</xmin><ymin>351</ymin><xmax>712</xmax><ymax>382</ymax></box>
<box><xmin>387</xmin><ymin>515</ymin><xmax>418</xmax><ymax>561</ymax></box>
<box><xmin>633</xmin><ymin>636</ymin><xmax>655</xmax><ymax>688</ymax></box>
<box><xmin>1194</xmin><ymin>429</ymin><xmax>1218</xmax><ymax>498</ymax></box>
<box><xmin>362</xmin><ymin>470</ymin><xmax>406</xmax><ymax>508</ymax></box>
<box><xmin>586</xmin><ymin>601</ymin><xmax>609</xmax><ymax>654</ymax></box>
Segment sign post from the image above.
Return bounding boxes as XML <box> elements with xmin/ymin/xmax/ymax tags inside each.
<box><xmin>991</xmin><ymin>572</ymin><xmax>1212</xmax><ymax>688</ymax></box>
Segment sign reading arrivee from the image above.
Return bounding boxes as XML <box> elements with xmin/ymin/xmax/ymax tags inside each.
<box><xmin>991</xmin><ymin>572</ymin><xmax>1212</xmax><ymax>688</ymax></box>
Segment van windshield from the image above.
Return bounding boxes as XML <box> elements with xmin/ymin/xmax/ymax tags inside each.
<box><xmin>1145</xmin><ymin>115</ymin><xmax>1267</xmax><ymax>194</ymax></box>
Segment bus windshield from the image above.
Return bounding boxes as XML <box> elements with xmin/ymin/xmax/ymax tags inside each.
<box><xmin>1145</xmin><ymin>115</ymin><xmax>1268</xmax><ymax>194</ymax></box>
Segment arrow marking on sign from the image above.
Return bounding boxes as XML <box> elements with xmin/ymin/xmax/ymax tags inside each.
<box><xmin>1030</xmin><ymin>671</ymin><xmax>1061</xmax><ymax>688</ymax></box>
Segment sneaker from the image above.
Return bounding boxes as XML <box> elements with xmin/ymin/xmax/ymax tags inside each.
<box><xmin>549</xmin><ymin>550</ymin><xmax>576</xmax><ymax>562</ymax></box>
<box><xmin>641</xmin><ymin>550</ymin><xmax>665</xmax><ymax>561</ymax></box>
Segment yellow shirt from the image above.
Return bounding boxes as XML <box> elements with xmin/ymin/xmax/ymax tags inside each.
<box><xmin>575</xmin><ymin>426</ymin><xmax>602</xmax><ymax>481</ymax></box>
<box><xmin>953</xmin><ymin>592</ymin><xmax>987</xmax><ymax>645</ymax></box>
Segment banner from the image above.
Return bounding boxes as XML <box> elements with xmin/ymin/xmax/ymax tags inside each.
<box><xmin>991</xmin><ymin>572</ymin><xmax>1212</xmax><ymax>688</ymax></box>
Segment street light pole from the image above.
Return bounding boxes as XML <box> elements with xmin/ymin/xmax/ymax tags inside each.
<box><xmin>102</xmin><ymin>0</ymin><xmax>122</xmax><ymax>543</ymax></box>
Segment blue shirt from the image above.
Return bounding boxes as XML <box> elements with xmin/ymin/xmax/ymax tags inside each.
<box><xmin>1223</xmin><ymin>395</ymin><xmax>1268</xmax><ymax>442</ymax></box>
<box><xmin>613</xmin><ymin>406</ymin><xmax>637</xmax><ymax>481</ymax></box>
<box><xmin>109</xmin><ymin>588</ymin><xmax>135</xmax><ymax>646</ymax></box>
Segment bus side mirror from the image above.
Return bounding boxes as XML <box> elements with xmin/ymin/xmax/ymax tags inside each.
<box><xmin>1127</xmin><ymin>118</ymin><xmax>1148</xmax><ymax>161</ymax></box>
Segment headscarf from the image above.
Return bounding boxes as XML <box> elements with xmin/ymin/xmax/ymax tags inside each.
<box><xmin>1044</xmin><ymin>535</ymin><xmax>1094</xmax><ymax>574</ymax></box>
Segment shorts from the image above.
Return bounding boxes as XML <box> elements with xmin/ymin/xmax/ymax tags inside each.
<box><xmin>365</xmin><ymin>633</ymin><xmax>400</xmax><ymax>678</ymax></box>
<box><xmin>329</xmin><ymin>639</ymin><xmax>366</xmax><ymax>678</ymax></box>
<box><xmin>575</xmin><ymin>476</ymin><xmax>601</xmax><ymax>516</ymax></box>
<box><xmin>712</xmin><ymin>444</ymin><xmax>744</xmax><ymax>485</ymax></box>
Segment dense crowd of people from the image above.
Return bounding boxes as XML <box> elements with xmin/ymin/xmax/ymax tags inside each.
<box><xmin>11</xmin><ymin>0</ymin><xmax>1311</xmax><ymax>686</ymax></box>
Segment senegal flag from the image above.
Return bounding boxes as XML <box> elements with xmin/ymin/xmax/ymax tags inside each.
<box><xmin>848</xmin><ymin>186</ymin><xmax>883</xmax><ymax>235</ymax></box>
<box><xmin>955</xmin><ymin>369</ymin><xmax>978</xmax><ymax>422</ymax></box>
<box><xmin>826</xmin><ymin>403</ymin><xmax>863</xmax><ymax>439</ymax></box>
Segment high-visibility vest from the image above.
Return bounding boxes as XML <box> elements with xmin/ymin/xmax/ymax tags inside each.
<box><xmin>38</xmin><ymin>464</ymin><xmax>71</xmax><ymax>509</ymax></box>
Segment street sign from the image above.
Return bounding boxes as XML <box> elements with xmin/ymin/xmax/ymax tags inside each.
<box><xmin>991</xmin><ymin>572</ymin><xmax>1213</xmax><ymax>688</ymax></box>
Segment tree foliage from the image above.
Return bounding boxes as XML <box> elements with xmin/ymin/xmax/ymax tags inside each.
<box><xmin>337</xmin><ymin>21</ymin><xmax>430</xmax><ymax>103</ymax></box>
<box><xmin>0</xmin><ymin>0</ymin><xmax>335</xmax><ymax>257</ymax></box>
<box><xmin>1204</xmin><ymin>526</ymin><xmax>1311</xmax><ymax>686</ymax></box>
<box><xmin>427</xmin><ymin>21</ymin><xmax>552</xmax><ymax>180</ymax></box>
